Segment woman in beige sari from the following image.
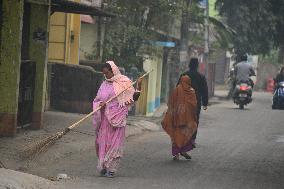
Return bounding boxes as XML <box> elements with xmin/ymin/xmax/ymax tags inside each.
<box><xmin>162</xmin><ymin>75</ymin><xmax>198</xmax><ymax>160</ymax></box>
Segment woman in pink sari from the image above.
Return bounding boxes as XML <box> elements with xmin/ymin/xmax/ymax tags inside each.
<box><xmin>93</xmin><ymin>61</ymin><xmax>141</xmax><ymax>178</ymax></box>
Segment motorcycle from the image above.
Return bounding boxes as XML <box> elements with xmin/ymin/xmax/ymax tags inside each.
<box><xmin>233</xmin><ymin>82</ymin><xmax>253</xmax><ymax>109</ymax></box>
<box><xmin>272</xmin><ymin>81</ymin><xmax>284</xmax><ymax>109</ymax></box>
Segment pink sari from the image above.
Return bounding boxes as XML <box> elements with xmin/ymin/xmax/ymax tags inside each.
<box><xmin>93</xmin><ymin>81</ymin><xmax>131</xmax><ymax>172</ymax></box>
<box><xmin>93</xmin><ymin>61</ymin><xmax>135</xmax><ymax>173</ymax></box>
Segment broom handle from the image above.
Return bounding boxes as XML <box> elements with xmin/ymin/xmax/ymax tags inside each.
<box><xmin>68</xmin><ymin>70</ymin><xmax>153</xmax><ymax>130</ymax></box>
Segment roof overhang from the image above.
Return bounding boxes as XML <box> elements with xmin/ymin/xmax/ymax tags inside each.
<box><xmin>25</xmin><ymin>0</ymin><xmax>115</xmax><ymax>18</ymax></box>
<box><xmin>51</xmin><ymin>0</ymin><xmax>115</xmax><ymax>17</ymax></box>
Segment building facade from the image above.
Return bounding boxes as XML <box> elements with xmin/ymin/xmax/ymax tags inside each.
<box><xmin>0</xmin><ymin>0</ymin><xmax>113</xmax><ymax>137</ymax></box>
<box><xmin>0</xmin><ymin>0</ymin><xmax>50</xmax><ymax>136</ymax></box>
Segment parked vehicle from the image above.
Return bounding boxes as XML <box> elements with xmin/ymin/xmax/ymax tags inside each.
<box><xmin>233</xmin><ymin>82</ymin><xmax>253</xmax><ymax>109</ymax></box>
<box><xmin>272</xmin><ymin>81</ymin><xmax>284</xmax><ymax>109</ymax></box>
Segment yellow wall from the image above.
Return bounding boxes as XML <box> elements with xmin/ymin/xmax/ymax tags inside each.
<box><xmin>48</xmin><ymin>0</ymin><xmax>81</xmax><ymax>64</ymax></box>
<box><xmin>135</xmin><ymin>76</ymin><xmax>148</xmax><ymax>115</ymax></box>
<box><xmin>49</xmin><ymin>12</ymin><xmax>66</xmax><ymax>63</ymax></box>
<box><xmin>141</xmin><ymin>56</ymin><xmax>163</xmax><ymax>116</ymax></box>
<box><xmin>69</xmin><ymin>13</ymin><xmax>81</xmax><ymax>64</ymax></box>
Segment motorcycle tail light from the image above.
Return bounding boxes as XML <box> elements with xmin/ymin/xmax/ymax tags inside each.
<box><xmin>240</xmin><ymin>86</ymin><xmax>248</xmax><ymax>91</ymax></box>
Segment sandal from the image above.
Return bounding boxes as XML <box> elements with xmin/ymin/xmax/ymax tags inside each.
<box><xmin>180</xmin><ymin>152</ymin><xmax>192</xmax><ymax>160</ymax></box>
<box><xmin>173</xmin><ymin>154</ymin><xmax>179</xmax><ymax>161</ymax></box>
<box><xmin>100</xmin><ymin>169</ymin><xmax>107</xmax><ymax>177</ymax></box>
<box><xmin>105</xmin><ymin>171</ymin><xmax>115</xmax><ymax>178</ymax></box>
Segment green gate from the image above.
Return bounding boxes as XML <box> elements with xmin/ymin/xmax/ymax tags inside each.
<box><xmin>17</xmin><ymin>60</ymin><xmax>36</xmax><ymax>128</ymax></box>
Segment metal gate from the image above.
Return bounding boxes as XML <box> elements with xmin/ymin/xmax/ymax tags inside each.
<box><xmin>17</xmin><ymin>60</ymin><xmax>36</xmax><ymax>128</ymax></box>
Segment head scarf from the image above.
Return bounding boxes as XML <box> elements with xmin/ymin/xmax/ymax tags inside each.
<box><xmin>162</xmin><ymin>75</ymin><xmax>198</xmax><ymax>148</ymax></box>
<box><xmin>105</xmin><ymin>61</ymin><xmax>135</xmax><ymax>107</ymax></box>
<box><xmin>189</xmin><ymin>58</ymin><xmax>199</xmax><ymax>71</ymax></box>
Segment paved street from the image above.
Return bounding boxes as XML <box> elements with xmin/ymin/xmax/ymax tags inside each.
<box><xmin>27</xmin><ymin>92</ymin><xmax>284</xmax><ymax>189</ymax></box>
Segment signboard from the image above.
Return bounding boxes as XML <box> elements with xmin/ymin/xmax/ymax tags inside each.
<box><xmin>149</xmin><ymin>41</ymin><xmax>175</xmax><ymax>47</ymax></box>
<box><xmin>199</xmin><ymin>0</ymin><xmax>207</xmax><ymax>9</ymax></box>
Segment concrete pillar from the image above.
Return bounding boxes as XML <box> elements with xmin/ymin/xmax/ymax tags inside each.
<box><xmin>63</xmin><ymin>12</ymin><xmax>81</xmax><ymax>65</ymax></box>
<box><xmin>69</xmin><ymin>13</ymin><xmax>81</xmax><ymax>64</ymax></box>
<box><xmin>155</xmin><ymin>57</ymin><xmax>163</xmax><ymax>108</ymax></box>
<box><xmin>28</xmin><ymin>3</ymin><xmax>50</xmax><ymax>129</ymax></box>
<box><xmin>0</xmin><ymin>0</ymin><xmax>24</xmax><ymax>136</ymax></box>
<box><xmin>161</xmin><ymin>48</ymin><xmax>170</xmax><ymax>103</ymax></box>
<box><xmin>143</xmin><ymin>58</ymin><xmax>157</xmax><ymax>116</ymax></box>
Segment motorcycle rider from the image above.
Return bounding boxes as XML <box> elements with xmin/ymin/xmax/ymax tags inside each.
<box><xmin>233</xmin><ymin>54</ymin><xmax>256</xmax><ymax>97</ymax></box>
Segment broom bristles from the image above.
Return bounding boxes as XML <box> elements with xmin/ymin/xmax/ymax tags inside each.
<box><xmin>21</xmin><ymin>70</ymin><xmax>153</xmax><ymax>159</ymax></box>
<box><xmin>21</xmin><ymin>128</ymin><xmax>69</xmax><ymax>159</ymax></box>
<box><xmin>0</xmin><ymin>160</ymin><xmax>6</xmax><ymax>168</ymax></box>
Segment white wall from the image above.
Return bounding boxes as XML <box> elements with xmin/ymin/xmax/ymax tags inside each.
<box><xmin>79</xmin><ymin>23</ymin><xmax>97</xmax><ymax>60</ymax></box>
<box><xmin>81</xmin><ymin>0</ymin><xmax>102</xmax><ymax>7</ymax></box>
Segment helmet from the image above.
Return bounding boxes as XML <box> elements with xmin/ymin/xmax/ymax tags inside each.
<box><xmin>240</xmin><ymin>54</ymin><xmax>248</xmax><ymax>62</ymax></box>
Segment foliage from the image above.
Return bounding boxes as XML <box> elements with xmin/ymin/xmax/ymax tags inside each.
<box><xmin>101</xmin><ymin>0</ymin><xmax>206</xmax><ymax>71</ymax></box>
<box><xmin>259</xmin><ymin>49</ymin><xmax>280</xmax><ymax>65</ymax></box>
<box><xmin>102</xmin><ymin>0</ymin><xmax>179</xmax><ymax>70</ymax></box>
<box><xmin>208</xmin><ymin>16</ymin><xmax>235</xmax><ymax>49</ymax></box>
<box><xmin>215</xmin><ymin>0</ymin><xmax>284</xmax><ymax>58</ymax></box>
<box><xmin>209</xmin><ymin>0</ymin><xmax>218</xmax><ymax>18</ymax></box>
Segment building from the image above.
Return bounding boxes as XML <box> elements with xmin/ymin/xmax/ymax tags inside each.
<box><xmin>0</xmin><ymin>0</ymin><xmax>113</xmax><ymax>137</ymax></box>
<box><xmin>48</xmin><ymin>0</ymin><xmax>110</xmax><ymax>64</ymax></box>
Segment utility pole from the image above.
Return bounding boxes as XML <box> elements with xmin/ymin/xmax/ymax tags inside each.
<box><xmin>169</xmin><ymin>0</ymin><xmax>191</xmax><ymax>93</ymax></box>
<box><xmin>179</xmin><ymin>0</ymin><xmax>192</xmax><ymax>74</ymax></box>
<box><xmin>204</xmin><ymin>0</ymin><xmax>213</xmax><ymax>96</ymax></box>
<box><xmin>204</xmin><ymin>0</ymin><xmax>209</xmax><ymax>79</ymax></box>
<box><xmin>169</xmin><ymin>0</ymin><xmax>192</xmax><ymax>92</ymax></box>
<box><xmin>96</xmin><ymin>0</ymin><xmax>103</xmax><ymax>62</ymax></box>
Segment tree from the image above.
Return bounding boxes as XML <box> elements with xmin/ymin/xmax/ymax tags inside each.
<box><xmin>216</xmin><ymin>0</ymin><xmax>284</xmax><ymax>64</ymax></box>
<box><xmin>102</xmin><ymin>0</ymin><xmax>180</xmax><ymax>70</ymax></box>
<box><xmin>102</xmin><ymin>0</ymin><xmax>206</xmax><ymax>71</ymax></box>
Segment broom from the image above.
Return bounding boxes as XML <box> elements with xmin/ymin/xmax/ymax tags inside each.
<box><xmin>0</xmin><ymin>160</ymin><xmax>6</xmax><ymax>168</ymax></box>
<box><xmin>21</xmin><ymin>70</ymin><xmax>153</xmax><ymax>158</ymax></box>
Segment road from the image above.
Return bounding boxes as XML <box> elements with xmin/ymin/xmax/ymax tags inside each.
<box><xmin>26</xmin><ymin>92</ymin><xmax>284</xmax><ymax>189</ymax></box>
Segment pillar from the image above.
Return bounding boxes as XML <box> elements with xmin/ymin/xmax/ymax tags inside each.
<box><xmin>143</xmin><ymin>57</ymin><xmax>157</xmax><ymax>116</ymax></box>
<box><xmin>155</xmin><ymin>57</ymin><xmax>163</xmax><ymax>109</ymax></box>
<box><xmin>0</xmin><ymin>0</ymin><xmax>24</xmax><ymax>136</ymax></box>
<box><xmin>29</xmin><ymin>3</ymin><xmax>50</xmax><ymax>129</ymax></box>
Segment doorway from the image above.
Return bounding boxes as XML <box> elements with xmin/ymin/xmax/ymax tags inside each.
<box><xmin>17</xmin><ymin>3</ymin><xmax>35</xmax><ymax>128</ymax></box>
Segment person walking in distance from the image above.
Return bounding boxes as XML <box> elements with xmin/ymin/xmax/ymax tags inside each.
<box><xmin>178</xmin><ymin>58</ymin><xmax>208</xmax><ymax>145</ymax></box>
<box><xmin>162</xmin><ymin>75</ymin><xmax>198</xmax><ymax>160</ymax></box>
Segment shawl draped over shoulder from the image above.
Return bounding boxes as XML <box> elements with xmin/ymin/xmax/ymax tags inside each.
<box><xmin>162</xmin><ymin>75</ymin><xmax>198</xmax><ymax>148</ymax></box>
<box><xmin>93</xmin><ymin>61</ymin><xmax>135</xmax><ymax>128</ymax></box>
